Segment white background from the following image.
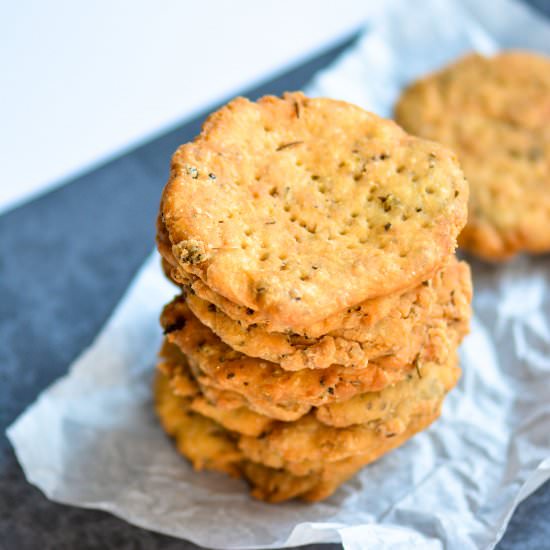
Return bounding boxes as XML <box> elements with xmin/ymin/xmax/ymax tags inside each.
<box><xmin>0</xmin><ymin>0</ymin><xmax>375</xmax><ymax>214</ymax></box>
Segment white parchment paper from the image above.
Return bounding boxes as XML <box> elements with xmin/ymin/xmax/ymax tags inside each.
<box><xmin>7</xmin><ymin>0</ymin><xmax>550</xmax><ymax>548</ymax></box>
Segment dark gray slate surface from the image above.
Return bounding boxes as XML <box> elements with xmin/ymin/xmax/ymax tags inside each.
<box><xmin>2</xmin><ymin>8</ymin><xmax>550</xmax><ymax>549</ymax></box>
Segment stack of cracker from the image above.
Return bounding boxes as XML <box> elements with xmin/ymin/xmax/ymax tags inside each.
<box><xmin>154</xmin><ymin>92</ymin><xmax>472</xmax><ymax>502</ymax></box>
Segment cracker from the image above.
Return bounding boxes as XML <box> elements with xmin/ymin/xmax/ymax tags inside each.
<box><xmin>160</xmin><ymin>298</ymin><xmax>458</xmax><ymax>421</ymax></box>
<box><xmin>395</xmin><ymin>51</ymin><xmax>550</xmax><ymax>260</ymax></box>
<box><xmin>244</xmin><ymin>408</ymin><xmax>437</xmax><ymax>502</ymax></box>
<box><xmin>190</xmin><ymin>397</ymin><xmax>273</xmax><ymax>438</ymax></box>
<box><xmin>157</xmin><ymin>340</ymin><xmax>201</xmax><ymax>398</ymax></box>
<box><xmin>159</xmin><ymin>340</ymin><xmax>256</xmax><ymax>413</ymax></box>
<box><xmin>239</xmin><ymin>461</ymin><xmax>319</xmax><ymax>503</ymax></box>
<box><xmin>299</xmin><ymin>410</ymin><xmax>439</xmax><ymax>502</ymax></box>
<box><xmin>237</xmin><ymin>360</ymin><xmax>457</xmax><ymax>473</ymax></box>
<box><xmin>316</xmin><ymin>356</ymin><xmax>459</xmax><ymax>428</ymax></box>
<box><xmin>159</xmin><ymin>92</ymin><xmax>467</xmax><ymax>328</ymax></box>
<box><xmin>184</xmin><ymin>258</ymin><xmax>471</xmax><ymax>370</ymax></box>
<box><xmin>154</xmin><ymin>370</ymin><xmax>441</xmax><ymax>502</ymax></box>
<box><xmin>158</xmin><ymin>339</ymin><xmax>459</xmax><ymax>433</ymax></box>
<box><xmin>154</xmin><ymin>370</ymin><xmax>242</xmax><ymax>476</ymax></box>
<box><xmin>159</xmin><ymin>216</ymin><xmax>405</xmax><ymax>336</ymax></box>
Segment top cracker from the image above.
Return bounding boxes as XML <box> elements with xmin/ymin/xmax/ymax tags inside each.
<box><xmin>395</xmin><ymin>52</ymin><xmax>550</xmax><ymax>261</ymax></box>
<box><xmin>159</xmin><ymin>92</ymin><xmax>467</xmax><ymax>327</ymax></box>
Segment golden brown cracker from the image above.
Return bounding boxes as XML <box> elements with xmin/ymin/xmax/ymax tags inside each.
<box><xmin>159</xmin><ymin>92</ymin><xmax>467</xmax><ymax>328</ymax></box>
<box><xmin>160</xmin><ymin>298</ymin><xmax>433</xmax><ymax>421</ymax></box>
<box><xmin>315</xmin><ymin>356</ymin><xmax>460</xmax><ymax>428</ymax></box>
<box><xmin>184</xmin><ymin>258</ymin><xmax>471</xmax><ymax>370</ymax></box>
<box><xmin>190</xmin><ymin>397</ymin><xmax>273</xmax><ymax>438</ymax></box>
<box><xmin>158</xmin><ymin>339</ymin><xmax>459</xmax><ymax>434</ymax></box>
<box><xmin>155</xmin><ymin>371</ymin><xmax>445</xmax><ymax>502</ymax></box>
<box><xmin>158</xmin><ymin>217</ymin><xmax>406</xmax><ymax>337</ymax></box>
<box><xmin>154</xmin><ymin>370</ymin><xmax>242</xmax><ymax>476</ymax></box>
<box><xmin>300</xmin><ymin>410</ymin><xmax>440</xmax><ymax>502</ymax></box>
<box><xmin>395</xmin><ymin>51</ymin><xmax>550</xmax><ymax>260</ymax></box>
<box><xmin>237</xmin><ymin>366</ymin><xmax>453</xmax><ymax>475</ymax></box>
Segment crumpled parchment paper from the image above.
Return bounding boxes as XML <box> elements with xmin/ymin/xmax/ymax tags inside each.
<box><xmin>7</xmin><ymin>0</ymin><xmax>550</xmax><ymax>548</ymax></box>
